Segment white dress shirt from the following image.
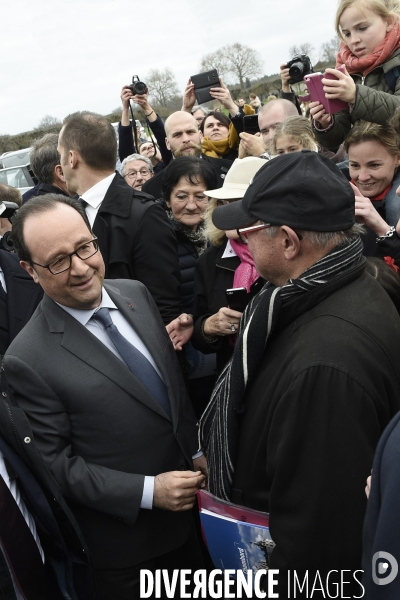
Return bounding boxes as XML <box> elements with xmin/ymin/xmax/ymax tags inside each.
<box><xmin>57</xmin><ymin>288</ymin><xmax>158</xmax><ymax>509</ymax></box>
<box><xmin>80</xmin><ymin>173</ymin><xmax>115</xmax><ymax>228</ymax></box>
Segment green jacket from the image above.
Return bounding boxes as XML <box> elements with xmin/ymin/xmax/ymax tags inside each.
<box><xmin>313</xmin><ymin>48</ymin><xmax>400</xmax><ymax>151</ymax></box>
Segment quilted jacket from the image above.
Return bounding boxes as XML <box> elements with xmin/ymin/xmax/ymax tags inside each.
<box><xmin>313</xmin><ymin>48</ymin><xmax>400</xmax><ymax>150</ymax></box>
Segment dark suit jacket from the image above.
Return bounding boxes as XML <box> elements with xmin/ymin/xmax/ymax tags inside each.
<box><xmin>4</xmin><ymin>279</ymin><xmax>198</xmax><ymax>569</ymax></box>
<box><xmin>0</xmin><ymin>250</ymin><xmax>43</xmax><ymax>349</ymax></box>
<box><xmin>92</xmin><ymin>173</ymin><xmax>182</xmax><ymax>324</ymax></box>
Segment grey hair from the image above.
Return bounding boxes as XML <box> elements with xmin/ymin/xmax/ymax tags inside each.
<box><xmin>120</xmin><ymin>153</ymin><xmax>153</xmax><ymax>177</ymax></box>
<box><xmin>265</xmin><ymin>223</ymin><xmax>365</xmax><ymax>246</ymax></box>
<box><xmin>191</xmin><ymin>106</ymin><xmax>210</xmax><ymax>117</ymax></box>
<box><xmin>30</xmin><ymin>133</ymin><xmax>60</xmax><ymax>184</ymax></box>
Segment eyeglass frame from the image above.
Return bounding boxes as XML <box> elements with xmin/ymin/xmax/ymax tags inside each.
<box><xmin>237</xmin><ymin>222</ymin><xmax>303</xmax><ymax>244</ymax></box>
<box><xmin>31</xmin><ymin>237</ymin><xmax>99</xmax><ymax>275</ymax></box>
<box><xmin>124</xmin><ymin>168</ymin><xmax>152</xmax><ymax>180</ymax></box>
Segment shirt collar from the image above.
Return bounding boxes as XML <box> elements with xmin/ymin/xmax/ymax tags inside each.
<box><xmin>221</xmin><ymin>238</ymin><xmax>237</xmax><ymax>259</ymax></box>
<box><xmin>56</xmin><ymin>287</ymin><xmax>117</xmax><ymax>326</ymax></box>
<box><xmin>80</xmin><ymin>173</ymin><xmax>115</xmax><ymax>209</ymax></box>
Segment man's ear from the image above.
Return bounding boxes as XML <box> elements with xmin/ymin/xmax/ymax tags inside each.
<box><xmin>281</xmin><ymin>226</ymin><xmax>301</xmax><ymax>260</ymax></box>
<box><xmin>54</xmin><ymin>164</ymin><xmax>66</xmax><ymax>183</ymax></box>
<box><xmin>20</xmin><ymin>261</ymin><xmax>39</xmax><ymax>283</ymax></box>
<box><xmin>165</xmin><ymin>137</ymin><xmax>171</xmax><ymax>151</ymax></box>
<box><xmin>68</xmin><ymin>149</ymin><xmax>79</xmax><ymax>169</ymax></box>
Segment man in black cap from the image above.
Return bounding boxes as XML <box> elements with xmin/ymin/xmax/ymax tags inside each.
<box><xmin>200</xmin><ymin>150</ymin><xmax>400</xmax><ymax>598</ymax></box>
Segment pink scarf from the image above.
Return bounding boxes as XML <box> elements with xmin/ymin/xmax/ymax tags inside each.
<box><xmin>230</xmin><ymin>239</ymin><xmax>260</xmax><ymax>292</ymax></box>
<box><xmin>336</xmin><ymin>22</ymin><xmax>400</xmax><ymax>77</ymax></box>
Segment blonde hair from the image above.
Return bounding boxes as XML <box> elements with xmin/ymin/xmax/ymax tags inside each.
<box><xmin>203</xmin><ymin>198</ymin><xmax>227</xmax><ymax>246</ymax></box>
<box><xmin>271</xmin><ymin>116</ymin><xmax>318</xmax><ymax>155</ymax></box>
<box><xmin>344</xmin><ymin>118</ymin><xmax>400</xmax><ymax>154</ymax></box>
<box><xmin>335</xmin><ymin>0</ymin><xmax>400</xmax><ymax>38</ymax></box>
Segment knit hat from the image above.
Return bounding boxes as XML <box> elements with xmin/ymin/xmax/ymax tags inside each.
<box><xmin>212</xmin><ymin>150</ymin><xmax>355</xmax><ymax>231</ymax></box>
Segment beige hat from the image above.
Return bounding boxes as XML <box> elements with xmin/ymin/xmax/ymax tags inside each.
<box><xmin>204</xmin><ymin>156</ymin><xmax>266</xmax><ymax>200</ymax></box>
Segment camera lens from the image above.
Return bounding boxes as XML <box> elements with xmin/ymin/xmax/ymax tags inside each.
<box><xmin>289</xmin><ymin>61</ymin><xmax>304</xmax><ymax>78</ymax></box>
<box><xmin>135</xmin><ymin>82</ymin><xmax>147</xmax><ymax>95</ymax></box>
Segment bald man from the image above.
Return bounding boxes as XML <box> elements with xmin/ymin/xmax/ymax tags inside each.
<box><xmin>236</xmin><ymin>99</ymin><xmax>299</xmax><ymax>158</ymax></box>
<box><xmin>142</xmin><ymin>111</ymin><xmax>233</xmax><ymax>199</ymax></box>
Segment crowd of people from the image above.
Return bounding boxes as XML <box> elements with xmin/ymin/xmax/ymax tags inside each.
<box><xmin>2</xmin><ymin>0</ymin><xmax>400</xmax><ymax>598</ymax></box>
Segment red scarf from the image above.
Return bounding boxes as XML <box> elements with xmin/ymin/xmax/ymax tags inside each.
<box><xmin>229</xmin><ymin>239</ymin><xmax>260</xmax><ymax>292</ymax></box>
<box><xmin>336</xmin><ymin>22</ymin><xmax>400</xmax><ymax>77</ymax></box>
<box><xmin>351</xmin><ymin>181</ymin><xmax>392</xmax><ymax>201</ymax></box>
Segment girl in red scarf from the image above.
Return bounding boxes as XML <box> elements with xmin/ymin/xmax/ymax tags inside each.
<box><xmin>311</xmin><ymin>0</ymin><xmax>400</xmax><ymax>147</ymax></box>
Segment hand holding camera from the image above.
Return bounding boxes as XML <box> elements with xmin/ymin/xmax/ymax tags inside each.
<box><xmin>182</xmin><ymin>79</ymin><xmax>196</xmax><ymax>113</ymax></box>
<box><xmin>280</xmin><ymin>63</ymin><xmax>291</xmax><ymax>93</ymax></box>
<box><xmin>208</xmin><ymin>78</ymin><xmax>239</xmax><ymax>117</ymax></box>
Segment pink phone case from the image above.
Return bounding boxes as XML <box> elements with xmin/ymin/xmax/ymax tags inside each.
<box><xmin>299</xmin><ymin>66</ymin><xmax>348</xmax><ymax>114</ymax></box>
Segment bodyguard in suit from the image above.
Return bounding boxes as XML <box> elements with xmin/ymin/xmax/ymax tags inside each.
<box><xmin>57</xmin><ymin>111</ymin><xmax>182</xmax><ymax>325</ymax></box>
<box><xmin>5</xmin><ymin>194</ymin><xmax>206</xmax><ymax>599</ymax></box>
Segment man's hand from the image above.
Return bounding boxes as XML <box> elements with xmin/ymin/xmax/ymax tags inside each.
<box><xmin>322</xmin><ymin>67</ymin><xmax>356</xmax><ymax>105</ymax></box>
<box><xmin>166</xmin><ymin>313</ymin><xmax>194</xmax><ymax>350</ymax></box>
<box><xmin>280</xmin><ymin>63</ymin><xmax>291</xmax><ymax>93</ymax></box>
<box><xmin>193</xmin><ymin>455</ymin><xmax>208</xmax><ymax>489</ymax></box>
<box><xmin>209</xmin><ymin>79</ymin><xmax>239</xmax><ymax>117</ymax></box>
<box><xmin>182</xmin><ymin>79</ymin><xmax>196</xmax><ymax>112</ymax></box>
<box><xmin>309</xmin><ymin>101</ymin><xmax>333</xmax><ymax>129</ymax></box>
<box><xmin>352</xmin><ymin>182</ymin><xmax>390</xmax><ymax>236</ymax></box>
<box><xmin>239</xmin><ymin>132</ymin><xmax>266</xmax><ymax>157</ymax></box>
<box><xmin>203</xmin><ymin>307</ymin><xmax>243</xmax><ymax>337</ymax></box>
<box><xmin>153</xmin><ymin>470</ymin><xmax>205</xmax><ymax>511</ymax></box>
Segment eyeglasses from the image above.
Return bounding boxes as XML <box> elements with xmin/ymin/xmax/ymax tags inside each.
<box><xmin>32</xmin><ymin>238</ymin><xmax>99</xmax><ymax>275</ymax></box>
<box><xmin>237</xmin><ymin>223</ymin><xmax>271</xmax><ymax>244</ymax></box>
<box><xmin>124</xmin><ymin>169</ymin><xmax>151</xmax><ymax>179</ymax></box>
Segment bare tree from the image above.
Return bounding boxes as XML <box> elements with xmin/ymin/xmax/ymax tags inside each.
<box><xmin>289</xmin><ymin>43</ymin><xmax>315</xmax><ymax>62</ymax></box>
<box><xmin>200</xmin><ymin>50</ymin><xmax>231</xmax><ymax>81</ymax></box>
<box><xmin>224</xmin><ymin>43</ymin><xmax>263</xmax><ymax>88</ymax></box>
<box><xmin>35</xmin><ymin>115</ymin><xmax>62</xmax><ymax>130</ymax></box>
<box><xmin>146</xmin><ymin>68</ymin><xmax>179</xmax><ymax>107</ymax></box>
<box><xmin>320</xmin><ymin>37</ymin><xmax>341</xmax><ymax>63</ymax></box>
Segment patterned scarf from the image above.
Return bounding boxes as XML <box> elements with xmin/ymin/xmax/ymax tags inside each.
<box><xmin>230</xmin><ymin>238</ymin><xmax>260</xmax><ymax>292</ymax></box>
<box><xmin>336</xmin><ymin>22</ymin><xmax>400</xmax><ymax>77</ymax></box>
<box><xmin>166</xmin><ymin>209</ymin><xmax>208</xmax><ymax>256</ymax></box>
<box><xmin>199</xmin><ymin>236</ymin><xmax>365</xmax><ymax>500</ymax></box>
<box><xmin>201</xmin><ymin>123</ymin><xmax>240</xmax><ymax>158</ymax></box>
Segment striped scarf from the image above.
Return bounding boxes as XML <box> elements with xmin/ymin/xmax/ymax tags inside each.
<box><xmin>199</xmin><ymin>236</ymin><xmax>365</xmax><ymax>500</ymax></box>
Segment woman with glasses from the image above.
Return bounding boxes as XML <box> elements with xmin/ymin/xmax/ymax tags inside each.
<box><xmin>120</xmin><ymin>154</ymin><xmax>154</xmax><ymax>192</ymax></box>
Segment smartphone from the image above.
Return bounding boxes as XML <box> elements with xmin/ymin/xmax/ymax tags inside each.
<box><xmin>225</xmin><ymin>287</ymin><xmax>248</xmax><ymax>312</ymax></box>
<box><xmin>243</xmin><ymin>115</ymin><xmax>260</xmax><ymax>135</ymax></box>
<box><xmin>190</xmin><ymin>70</ymin><xmax>219</xmax><ymax>105</ymax></box>
<box><xmin>299</xmin><ymin>66</ymin><xmax>347</xmax><ymax>114</ymax></box>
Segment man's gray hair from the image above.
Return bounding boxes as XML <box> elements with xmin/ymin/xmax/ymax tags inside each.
<box><xmin>120</xmin><ymin>154</ymin><xmax>153</xmax><ymax>177</ymax></box>
<box><xmin>30</xmin><ymin>133</ymin><xmax>60</xmax><ymax>184</ymax></box>
<box><xmin>265</xmin><ymin>223</ymin><xmax>364</xmax><ymax>246</ymax></box>
<box><xmin>191</xmin><ymin>106</ymin><xmax>210</xmax><ymax>117</ymax></box>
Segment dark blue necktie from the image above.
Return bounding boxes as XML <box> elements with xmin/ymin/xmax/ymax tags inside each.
<box><xmin>93</xmin><ymin>308</ymin><xmax>171</xmax><ymax>419</ymax></box>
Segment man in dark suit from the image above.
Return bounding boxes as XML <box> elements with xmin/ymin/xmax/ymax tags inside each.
<box><xmin>6</xmin><ymin>194</ymin><xmax>206</xmax><ymax>599</ymax></box>
<box><xmin>57</xmin><ymin>111</ymin><xmax>182</xmax><ymax>325</ymax></box>
<box><xmin>22</xmin><ymin>133</ymin><xmax>71</xmax><ymax>203</ymax></box>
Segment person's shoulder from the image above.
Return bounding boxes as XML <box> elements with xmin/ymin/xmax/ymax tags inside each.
<box><xmin>6</xmin><ymin>304</ymin><xmax>46</xmax><ymax>356</ymax></box>
<box><xmin>105</xmin><ymin>278</ymin><xmax>148</xmax><ymax>299</ymax></box>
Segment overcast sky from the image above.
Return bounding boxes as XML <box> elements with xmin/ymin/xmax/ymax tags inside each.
<box><xmin>1</xmin><ymin>0</ymin><xmax>338</xmax><ymax>136</ymax></box>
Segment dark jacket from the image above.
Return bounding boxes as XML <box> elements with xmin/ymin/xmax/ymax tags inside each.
<box><xmin>173</xmin><ymin>225</ymin><xmax>199</xmax><ymax>313</ymax></box>
<box><xmin>142</xmin><ymin>155</ymin><xmax>233</xmax><ymax>201</ymax></box>
<box><xmin>192</xmin><ymin>241</ymin><xmax>264</xmax><ymax>372</ymax></box>
<box><xmin>22</xmin><ymin>183</ymin><xmax>70</xmax><ymax>204</ymax></box>
<box><xmin>92</xmin><ymin>173</ymin><xmax>182</xmax><ymax>324</ymax></box>
<box><xmin>362</xmin><ymin>410</ymin><xmax>400</xmax><ymax>599</ymax></box>
<box><xmin>231</xmin><ymin>268</ymin><xmax>400</xmax><ymax>598</ymax></box>
<box><xmin>118</xmin><ymin>117</ymin><xmax>172</xmax><ymax>167</ymax></box>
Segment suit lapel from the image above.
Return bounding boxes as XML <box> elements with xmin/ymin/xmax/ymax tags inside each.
<box><xmin>41</xmin><ymin>295</ymin><xmax>170</xmax><ymax>420</ymax></box>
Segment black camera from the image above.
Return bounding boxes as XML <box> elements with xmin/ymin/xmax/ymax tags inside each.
<box><xmin>286</xmin><ymin>55</ymin><xmax>313</xmax><ymax>85</ymax></box>
<box><xmin>128</xmin><ymin>75</ymin><xmax>148</xmax><ymax>96</ymax></box>
<box><xmin>0</xmin><ymin>202</ymin><xmax>19</xmax><ymax>253</ymax></box>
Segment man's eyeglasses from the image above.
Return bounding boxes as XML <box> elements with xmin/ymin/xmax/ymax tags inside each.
<box><xmin>237</xmin><ymin>223</ymin><xmax>271</xmax><ymax>244</ymax></box>
<box><xmin>124</xmin><ymin>169</ymin><xmax>151</xmax><ymax>179</ymax></box>
<box><xmin>237</xmin><ymin>223</ymin><xmax>303</xmax><ymax>244</ymax></box>
<box><xmin>32</xmin><ymin>238</ymin><xmax>99</xmax><ymax>275</ymax></box>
